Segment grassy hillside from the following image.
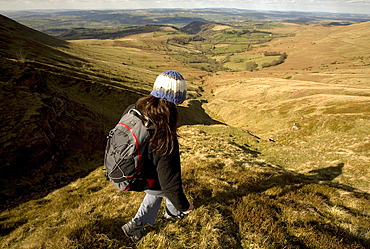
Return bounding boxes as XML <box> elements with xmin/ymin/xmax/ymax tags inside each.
<box><xmin>0</xmin><ymin>14</ymin><xmax>209</xmax><ymax>211</ymax></box>
<box><xmin>203</xmin><ymin>21</ymin><xmax>370</xmax><ymax>194</ymax></box>
<box><xmin>1</xmin><ymin>15</ymin><xmax>370</xmax><ymax>248</ymax></box>
<box><xmin>1</xmin><ymin>125</ymin><xmax>369</xmax><ymax>248</ymax></box>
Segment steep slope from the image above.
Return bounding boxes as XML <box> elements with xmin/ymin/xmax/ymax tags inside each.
<box><xmin>0</xmin><ymin>14</ymin><xmax>83</xmax><ymax>66</ymax></box>
<box><xmin>251</xmin><ymin>21</ymin><xmax>370</xmax><ymax>77</ymax></box>
<box><xmin>327</xmin><ymin>21</ymin><xmax>370</xmax><ymax>47</ymax></box>
<box><xmin>0</xmin><ymin>15</ymin><xmax>151</xmax><ymax>209</ymax></box>
<box><xmin>0</xmin><ymin>17</ymin><xmax>107</xmax><ymax>209</ymax></box>
<box><xmin>0</xmin><ymin>15</ymin><xmax>212</xmax><ymax>210</ymax></box>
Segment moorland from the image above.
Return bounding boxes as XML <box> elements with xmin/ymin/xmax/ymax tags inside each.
<box><xmin>1</xmin><ymin>9</ymin><xmax>370</xmax><ymax>249</ymax></box>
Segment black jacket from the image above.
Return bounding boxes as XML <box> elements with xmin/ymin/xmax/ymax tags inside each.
<box><xmin>123</xmin><ymin>105</ymin><xmax>190</xmax><ymax>212</ymax></box>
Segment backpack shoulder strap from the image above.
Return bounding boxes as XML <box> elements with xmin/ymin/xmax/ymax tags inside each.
<box><xmin>129</xmin><ymin>108</ymin><xmax>151</xmax><ymax>128</ymax></box>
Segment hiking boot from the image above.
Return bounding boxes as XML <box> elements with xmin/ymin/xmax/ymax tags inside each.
<box><xmin>162</xmin><ymin>212</ymin><xmax>184</xmax><ymax>221</ymax></box>
<box><xmin>163</xmin><ymin>212</ymin><xmax>175</xmax><ymax>220</ymax></box>
<box><xmin>122</xmin><ymin>220</ymin><xmax>145</xmax><ymax>242</ymax></box>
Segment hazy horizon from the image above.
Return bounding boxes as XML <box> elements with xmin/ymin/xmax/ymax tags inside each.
<box><xmin>1</xmin><ymin>0</ymin><xmax>370</xmax><ymax>15</ymax></box>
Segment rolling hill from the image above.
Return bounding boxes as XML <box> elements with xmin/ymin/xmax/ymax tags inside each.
<box><xmin>203</xmin><ymin>21</ymin><xmax>370</xmax><ymax>192</ymax></box>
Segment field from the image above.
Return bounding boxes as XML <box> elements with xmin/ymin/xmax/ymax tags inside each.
<box><xmin>1</xmin><ymin>13</ymin><xmax>370</xmax><ymax>249</ymax></box>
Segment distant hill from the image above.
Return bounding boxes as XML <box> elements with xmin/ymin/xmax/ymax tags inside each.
<box><xmin>57</xmin><ymin>25</ymin><xmax>179</xmax><ymax>40</ymax></box>
<box><xmin>180</xmin><ymin>21</ymin><xmax>216</xmax><ymax>34</ymax></box>
<box><xmin>3</xmin><ymin>8</ymin><xmax>370</xmax><ymax>36</ymax></box>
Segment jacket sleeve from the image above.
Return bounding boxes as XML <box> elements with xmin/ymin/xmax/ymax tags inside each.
<box><xmin>153</xmin><ymin>141</ymin><xmax>190</xmax><ymax>212</ymax></box>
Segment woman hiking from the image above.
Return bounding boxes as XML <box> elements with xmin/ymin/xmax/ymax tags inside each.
<box><xmin>120</xmin><ymin>70</ymin><xmax>194</xmax><ymax>242</ymax></box>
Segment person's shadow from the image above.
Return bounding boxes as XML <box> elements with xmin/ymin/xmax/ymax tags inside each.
<box><xmin>307</xmin><ymin>163</ymin><xmax>344</xmax><ymax>181</ymax></box>
<box><xmin>243</xmin><ymin>162</ymin><xmax>356</xmax><ymax>195</ymax></box>
<box><xmin>188</xmin><ymin>160</ymin><xmax>367</xmax><ymax>207</ymax></box>
<box><xmin>178</xmin><ymin>100</ymin><xmax>224</xmax><ymax>126</ymax></box>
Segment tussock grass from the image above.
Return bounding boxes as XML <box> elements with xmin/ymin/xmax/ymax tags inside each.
<box><xmin>2</xmin><ymin>125</ymin><xmax>369</xmax><ymax>248</ymax></box>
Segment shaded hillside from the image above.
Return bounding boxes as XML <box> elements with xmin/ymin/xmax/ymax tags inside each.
<box><xmin>0</xmin><ymin>59</ymin><xmax>107</xmax><ymax>208</ymax></box>
<box><xmin>57</xmin><ymin>25</ymin><xmax>177</xmax><ymax>40</ymax></box>
<box><xmin>0</xmin><ymin>14</ymin><xmax>66</xmax><ymax>48</ymax></box>
<box><xmin>0</xmin><ymin>15</ymin><xmax>141</xmax><ymax>210</ymax></box>
<box><xmin>180</xmin><ymin>21</ymin><xmax>216</xmax><ymax>34</ymax></box>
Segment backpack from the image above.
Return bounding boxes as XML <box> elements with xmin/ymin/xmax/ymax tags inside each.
<box><xmin>104</xmin><ymin>108</ymin><xmax>155</xmax><ymax>192</ymax></box>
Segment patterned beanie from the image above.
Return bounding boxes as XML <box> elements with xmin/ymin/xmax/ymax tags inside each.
<box><xmin>150</xmin><ymin>70</ymin><xmax>187</xmax><ymax>104</ymax></box>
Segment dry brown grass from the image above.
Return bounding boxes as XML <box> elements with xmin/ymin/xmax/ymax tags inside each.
<box><xmin>2</xmin><ymin>125</ymin><xmax>369</xmax><ymax>248</ymax></box>
<box><xmin>203</xmin><ymin>21</ymin><xmax>370</xmax><ymax>194</ymax></box>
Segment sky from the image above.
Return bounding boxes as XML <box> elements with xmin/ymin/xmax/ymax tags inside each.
<box><xmin>1</xmin><ymin>0</ymin><xmax>370</xmax><ymax>15</ymax></box>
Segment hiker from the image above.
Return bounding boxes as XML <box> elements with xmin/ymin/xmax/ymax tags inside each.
<box><xmin>121</xmin><ymin>70</ymin><xmax>194</xmax><ymax>242</ymax></box>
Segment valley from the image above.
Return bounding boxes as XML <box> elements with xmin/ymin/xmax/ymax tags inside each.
<box><xmin>0</xmin><ymin>12</ymin><xmax>370</xmax><ymax>248</ymax></box>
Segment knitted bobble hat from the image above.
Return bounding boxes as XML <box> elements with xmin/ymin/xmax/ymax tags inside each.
<box><xmin>150</xmin><ymin>70</ymin><xmax>187</xmax><ymax>104</ymax></box>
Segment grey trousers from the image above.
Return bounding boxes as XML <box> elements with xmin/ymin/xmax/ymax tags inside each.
<box><xmin>133</xmin><ymin>190</ymin><xmax>183</xmax><ymax>226</ymax></box>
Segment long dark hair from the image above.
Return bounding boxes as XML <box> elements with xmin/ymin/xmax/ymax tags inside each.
<box><xmin>135</xmin><ymin>95</ymin><xmax>178</xmax><ymax>156</ymax></box>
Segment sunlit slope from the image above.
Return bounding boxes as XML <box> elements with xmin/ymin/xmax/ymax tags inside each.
<box><xmin>207</xmin><ymin>77</ymin><xmax>370</xmax><ymax>133</ymax></box>
<box><xmin>328</xmin><ymin>21</ymin><xmax>370</xmax><ymax>47</ymax></box>
<box><xmin>69</xmin><ymin>30</ymin><xmax>208</xmax><ymax>99</ymax></box>
<box><xmin>204</xmin><ymin>22</ymin><xmax>370</xmax><ymax>192</ymax></box>
<box><xmin>1</xmin><ymin>124</ymin><xmax>369</xmax><ymax>249</ymax></box>
<box><xmin>248</xmin><ymin>21</ymin><xmax>370</xmax><ymax>79</ymax></box>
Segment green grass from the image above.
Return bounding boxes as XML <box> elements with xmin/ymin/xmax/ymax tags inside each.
<box><xmin>222</xmin><ymin>53</ymin><xmax>281</xmax><ymax>71</ymax></box>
